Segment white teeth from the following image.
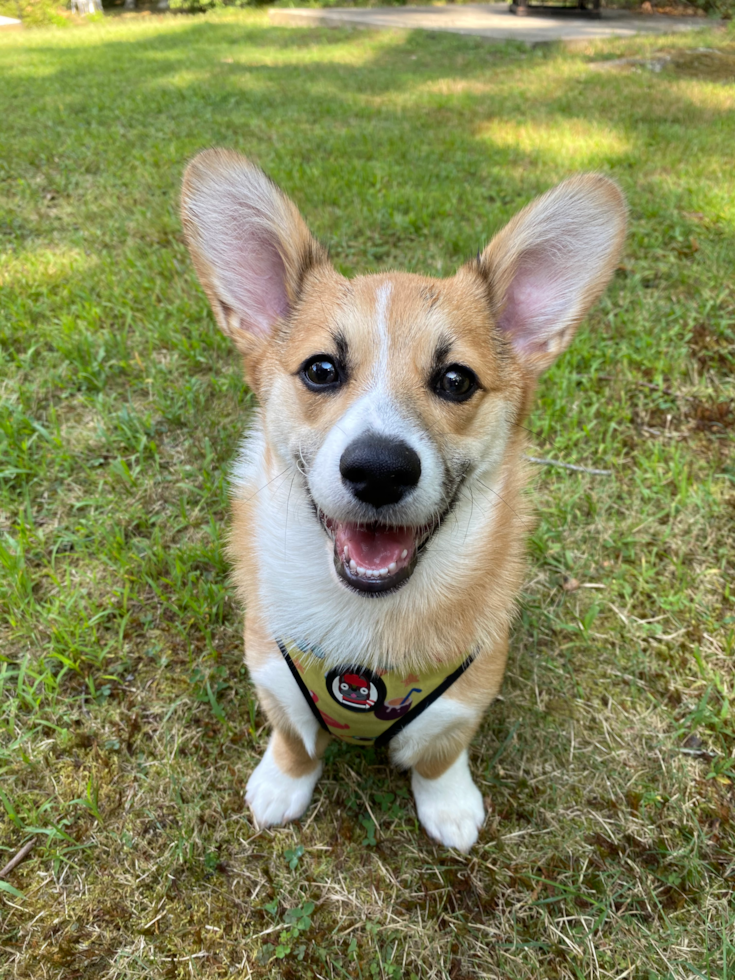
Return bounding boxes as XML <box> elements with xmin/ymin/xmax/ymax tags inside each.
<box><xmin>343</xmin><ymin>546</ymin><xmax>349</xmax><ymax>559</ymax></box>
<box><xmin>348</xmin><ymin>564</ymin><xmax>397</xmax><ymax>580</ymax></box>
<box><xmin>401</xmin><ymin>549</ymin><xmax>408</xmax><ymax>559</ymax></box>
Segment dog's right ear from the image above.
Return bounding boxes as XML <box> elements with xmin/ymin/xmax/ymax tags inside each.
<box><xmin>181</xmin><ymin>149</ymin><xmax>328</xmax><ymax>354</ymax></box>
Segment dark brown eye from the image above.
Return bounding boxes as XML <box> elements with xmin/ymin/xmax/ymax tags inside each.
<box><xmin>302</xmin><ymin>356</ymin><xmax>340</xmax><ymax>390</ymax></box>
<box><xmin>435</xmin><ymin>364</ymin><xmax>478</xmax><ymax>403</ymax></box>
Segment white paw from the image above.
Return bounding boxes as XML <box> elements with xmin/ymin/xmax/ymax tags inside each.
<box><xmin>245</xmin><ymin>741</ymin><xmax>322</xmax><ymax>829</ymax></box>
<box><xmin>411</xmin><ymin>750</ymin><xmax>485</xmax><ymax>852</ymax></box>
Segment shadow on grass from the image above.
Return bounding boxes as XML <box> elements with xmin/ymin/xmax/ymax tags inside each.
<box><xmin>1</xmin><ymin>18</ymin><xmax>734</xmax><ymax>277</ymax></box>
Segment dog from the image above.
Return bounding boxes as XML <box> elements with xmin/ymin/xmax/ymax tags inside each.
<box><xmin>180</xmin><ymin>150</ymin><xmax>626</xmax><ymax>852</ymax></box>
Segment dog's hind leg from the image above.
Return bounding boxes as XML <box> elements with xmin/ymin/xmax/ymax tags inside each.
<box><xmin>246</xmin><ymin>725</ymin><xmax>330</xmax><ymax>830</ymax></box>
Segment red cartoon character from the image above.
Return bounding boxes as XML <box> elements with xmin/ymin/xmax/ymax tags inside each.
<box><xmin>326</xmin><ymin>666</ymin><xmax>386</xmax><ymax>713</ymax></box>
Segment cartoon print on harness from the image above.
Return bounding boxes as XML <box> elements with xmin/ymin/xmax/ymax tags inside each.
<box><xmin>374</xmin><ymin>687</ymin><xmax>422</xmax><ymax>721</ymax></box>
<box><xmin>326</xmin><ymin>666</ymin><xmax>386</xmax><ymax>713</ymax></box>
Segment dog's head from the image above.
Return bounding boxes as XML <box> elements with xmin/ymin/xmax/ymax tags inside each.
<box><xmin>181</xmin><ymin>150</ymin><xmax>625</xmax><ymax>598</ymax></box>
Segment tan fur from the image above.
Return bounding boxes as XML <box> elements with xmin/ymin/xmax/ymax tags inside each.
<box><xmin>180</xmin><ymin>150</ymin><xmax>626</xmax><ymax>844</ymax></box>
<box><xmin>412</xmin><ymin>737</ymin><xmax>477</xmax><ymax>781</ymax></box>
<box><xmin>271</xmin><ymin>726</ymin><xmax>330</xmax><ymax>779</ymax></box>
<box><xmin>408</xmin><ymin>633</ymin><xmax>510</xmax><ymax>780</ymax></box>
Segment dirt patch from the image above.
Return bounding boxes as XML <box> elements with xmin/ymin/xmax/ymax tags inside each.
<box><xmin>634</xmin><ymin>394</ymin><xmax>734</xmax><ymax>436</ymax></box>
<box><xmin>690</xmin><ymin>396</ymin><xmax>734</xmax><ymax>431</ymax></box>
<box><xmin>591</xmin><ymin>46</ymin><xmax>735</xmax><ymax>81</ymax></box>
<box><xmin>643</xmin><ymin>3</ymin><xmax>708</xmax><ymax>14</ymax></box>
<box><xmin>689</xmin><ymin>321</ymin><xmax>735</xmax><ymax>371</ymax></box>
<box><xmin>669</xmin><ymin>46</ymin><xmax>735</xmax><ymax>80</ymax></box>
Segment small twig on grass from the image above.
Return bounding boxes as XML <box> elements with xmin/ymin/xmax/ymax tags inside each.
<box><xmin>0</xmin><ymin>838</ymin><xmax>36</xmax><ymax>880</ymax></box>
<box><xmin>524</xmin><ymin>456</ymin><xmax>612</xmax><ymax>476</ymax></box>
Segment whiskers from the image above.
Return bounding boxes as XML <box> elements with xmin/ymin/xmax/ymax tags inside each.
<box><xmin>239</xmin><ymin>466</ymin><xmax>292</xmax><ymax>505</ymax></box>
<box><xmin>474</xmin><ymin>478</ymin><xmax>532</xmax><ymax>533</ymax></box>
<box><xmin>284</xmin><ymin>470</ymin><xmax>298</xmax><ymax>551</ymax></box>
<box><xmin>294</xmin><ymin>439</ymin><xmax>311</xmax><ymax>478</ymax></box>
<box><xmin>508</xmin><ymin>417</ymin><xmax>540</xmax><ymax>440</ymax></box>
<box><xmin>239</xmin><ymin>455</ymin><xmax>313</xmax><ymax>546</ymax></box>
<box><xmin>437</xmin><ymin>466</ymin><xmax>531</xmax><ymax>540</ymax></box>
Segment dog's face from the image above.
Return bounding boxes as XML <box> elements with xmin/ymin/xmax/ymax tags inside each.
<box><xmin>253</xmin><ymin>268</ymin><xmax>524</xmax><ymax>596</ymax></box>
<box><xmin>181</xmin><ymin>151</ymin><xmax>626</xmax><ymax>598</ymax></box>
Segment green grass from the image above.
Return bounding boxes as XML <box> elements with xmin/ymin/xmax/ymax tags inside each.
<box><xmin>1</xmin><ymin>11</ymin><xmax>734</xmax><ymax>979</ymax></box>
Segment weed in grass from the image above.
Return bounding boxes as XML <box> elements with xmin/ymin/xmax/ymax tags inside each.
<box><xmin>283</xmin><ymin>843</ymin><xmax>304</xmax><ymax>870</ymax></box>
<box><xmin>0</xmin><ymin>10</ymin><xmax>733</xmax><ymax>980</ymax></box>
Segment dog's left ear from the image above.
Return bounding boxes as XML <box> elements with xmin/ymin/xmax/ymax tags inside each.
<box><xmin>181</xmin><ymin>149</ymin><xmax>328</xmax><ymax>354</ymax></box>
<box><xmin>475</xmin><ymin>174</ymin><xmax>627</xmax><ymax>376</ymax></box>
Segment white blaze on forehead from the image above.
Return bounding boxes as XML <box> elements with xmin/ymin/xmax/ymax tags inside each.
<box><xmin>304</xmin><ymin>274</ymin><xmax>445</xmax><ymax>527</ymax></box>
<box><xmin>371</xmin><ymin>282</ymin><xmax>393</xmax><ymax>386</ymax></box>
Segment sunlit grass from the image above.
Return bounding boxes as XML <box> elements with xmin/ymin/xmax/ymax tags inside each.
<box><xmin>0</xmin><ymin>10</ymin><xmax>734</xmax><ymax>979</ymax></box>
<box><xmin>477</xmin><ymin>118</ymin><xmax>632</xmax><ymax>168</ymax></box>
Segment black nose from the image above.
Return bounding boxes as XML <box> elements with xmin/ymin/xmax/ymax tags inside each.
<box><xmin>340</xmin><ymin>435</ymin><xmax>421</xmax><ymax>510</ymax></box>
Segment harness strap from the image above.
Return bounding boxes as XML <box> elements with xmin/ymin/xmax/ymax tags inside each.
<box><xmin>373</xmin><ymin>651</ymin><xmax>475</xmax><ymax>748</ymax></box>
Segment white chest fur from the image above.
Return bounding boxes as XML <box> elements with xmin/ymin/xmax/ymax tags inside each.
<box><xmin>232</xmin><ymin>424</ymin><xmax>503</xmax><ymax>673</ymax></box>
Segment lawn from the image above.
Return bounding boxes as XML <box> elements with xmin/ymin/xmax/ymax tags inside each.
<box><xmin>1</xmin><ymin>10</ymin><xmax>734</xmax><ymax>979</ymax></box>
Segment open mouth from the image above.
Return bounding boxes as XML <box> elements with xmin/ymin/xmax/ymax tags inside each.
<box><xmin>318</xmin><ymin>512</ymin><xmax>435</xmax><ymax>596</ymax></box>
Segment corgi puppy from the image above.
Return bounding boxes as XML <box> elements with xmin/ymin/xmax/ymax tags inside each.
<box><xmin>181</xmin><ymin>150</ymin><xmax>626</xmax><ymax>852</ymax></box>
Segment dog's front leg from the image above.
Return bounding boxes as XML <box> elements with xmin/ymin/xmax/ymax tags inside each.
<box><xmin>245</xmin><ymin>721</ymin><xmax>330</xmax><ymax>830</ymax></box>
<box><xmin>411</xmin><ymin>746</ymin><xmax>485</xmax><ymax>854</ymax></box>
<box><xmin>389</xmin><ymin>645</ymin><xmax>507</xmax><ymax>852</ymax></box>
<box><xmin>244</xmin><ymin>635</ymin><xmax>331</xmax><ymax>829</ymax></box>
<box><xmin>390</xmin><ymin>701</ymin><xmax>485</xmax><ymax>853</ymax></box>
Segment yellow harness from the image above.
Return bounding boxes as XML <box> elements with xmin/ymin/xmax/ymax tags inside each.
<box><xmin>277</xmin><ymin>638</ymin><xmax>476</xmax><ymax>747</ymax></box>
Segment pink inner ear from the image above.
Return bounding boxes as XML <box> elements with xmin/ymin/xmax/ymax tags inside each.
<box><xmin>221</xmin><ymin>228</ymin><xmax>289</xmax><ymax>338</ymax></box>
<box><xmin>496</xmin><ymin>253</ymin><xmax>572</xmax><ymax>353</ymax></box>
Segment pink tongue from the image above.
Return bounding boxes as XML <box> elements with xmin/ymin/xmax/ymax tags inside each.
<box><xmin>335</xmin><ymin>524</ymin><xmax>415</xmax><ymax>571</ymax></box>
